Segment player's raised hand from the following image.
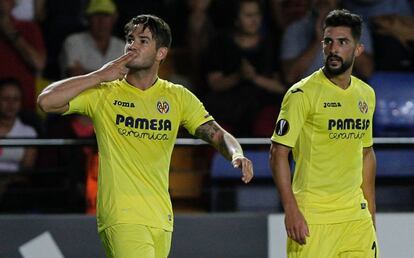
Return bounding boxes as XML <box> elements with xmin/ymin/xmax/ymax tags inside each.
<box><xmin>232</xmin><ymin>156</ymin><xmax>254</xmax><ymax>184</ymax></box>
<box><xmin>93</xmin><ymin>52</ymin><xmax>137</xmax><ymax>82</ymax></box>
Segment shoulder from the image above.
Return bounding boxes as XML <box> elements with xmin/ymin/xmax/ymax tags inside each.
<box><xmin>13</xmin><ymin>119</ymin><xmax>37</xmax><ymax>137</ymax></box>
<box><xmin>352</xmin><ymin>76</ymin><xmax>375</xmax><ymax>96</ymax></box>
<box><xmin>287</xmin><ymin>71</ymin><xmax>320</xmax><ymax>94</ymax></box>
<box><xmin>111</xmin><ymin>36</ymin><xmax>125</xmax><ymax>46</ymax></box>
<box><xmin>158</xmin><ymin>79</ymin><xmax>200</xmax><ymax>103</ymax></box>
<box><xmin>64</xmin><ymin>32</ymin><xmax>89</xmax><ymax>44</ymax></box>
<box><xmin>159</xmin><ymin>79</ymin><xmax>187</xmax><ymax>92</ymax></box>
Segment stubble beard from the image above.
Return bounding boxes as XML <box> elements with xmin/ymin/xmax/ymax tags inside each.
<box><xmin>126</xmin><ymin>60</ymin><xmax>154</xmax><ymax>71</ymax></box>
<box><xmin>324</xmin><ymin>55</ymin><xmax>353</xmax><ymax>76</ymax></box>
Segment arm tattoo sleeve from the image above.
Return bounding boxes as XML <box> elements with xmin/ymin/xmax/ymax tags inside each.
<box><xmin>195</xmin><ymin>121</ymin><xmax>242</xmax><ymax>161</ymax></box>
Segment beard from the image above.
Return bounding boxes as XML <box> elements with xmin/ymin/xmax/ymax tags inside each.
<box><xmin>324</xmin><ymin>54</ymin><xmax>353</xmax><ymax>76</ymax></box>
<box><xmin>126</xmin><ymin>59</ymin><xmax>154</xmax><ymax>70</ymax></box>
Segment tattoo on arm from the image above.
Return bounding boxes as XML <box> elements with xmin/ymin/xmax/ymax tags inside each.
<box><xmin>195</xmin><ymin>121</ymin><xmax>241</xmax><ymax>160</ymax></box>
<box><xmin>194</xmin><ymin>121</ymin><xmax>220</xmax><ymax>144</ymax></box>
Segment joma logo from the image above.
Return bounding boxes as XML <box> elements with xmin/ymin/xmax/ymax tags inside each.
<box><xmin>323</xmin><ymin>102</ymin><xmax>342</xmax><ymax>108</ymax></box>
<box><xmin>113</xmin><ymin>100</ymin><xmax>136</xmax><ymax>108</ymax></box>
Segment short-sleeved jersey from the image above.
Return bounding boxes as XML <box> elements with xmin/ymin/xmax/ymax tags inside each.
<box><xmin>271</xmin><ymin>69</ymin><xmax>375</xmax><ymax>224</ymax></box>
<box><xmin>65</xmin><ymin>78</ymin><xmax>213</xmax><ymax>232</ymax></box>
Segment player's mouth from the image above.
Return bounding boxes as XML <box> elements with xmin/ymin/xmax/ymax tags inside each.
<box><xmin>327</xmin><ymin>55</ymin><xmax>342</xmax><ymax>66</ymax></box>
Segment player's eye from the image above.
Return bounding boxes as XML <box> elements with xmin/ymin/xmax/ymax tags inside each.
<box><xmin>339</xmin><ymin>39</ymin><xmax>348</xmax><ymax>45</ymax></box>
<box><xmin>126</xmin><ymin>36</ymin><xmax>134</xmax><ymax>44</ymax></box>
<box><xmin>323</xmin><ymin>38</ymin><xmax>332</xmax><ymax>45</ymax></box>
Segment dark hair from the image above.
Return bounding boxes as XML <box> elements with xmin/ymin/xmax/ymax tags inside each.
<box><xmin>0</xmin><ymin>78</ymin><xmax>23</xmax><ymax>94</ymax></box>
<box><xmin>124</xmin><ymin>14</ymin><xmax>172</xmax><ymax>49</ymax></box>
<box><xmin>323</xmin><ymin>9</ymin><xmax>362</xmax><ymax>41</ymax></box>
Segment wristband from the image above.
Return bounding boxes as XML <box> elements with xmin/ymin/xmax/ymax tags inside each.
<box><xmin>232</xmin><ymin>152</ymin><xmax>244</xmax><ymax>162</ymax></box>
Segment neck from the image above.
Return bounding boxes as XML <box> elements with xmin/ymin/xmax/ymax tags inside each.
<box><xmin>234</xmin><ymin>32</ymin><xmax>260</xmax><ymax>48</ymax></box>
<box><xmin>125</xmin><ymin>66</ymin><xmax>159</xmax><ymax>90</ymax></box>
<box><xmin>322</xmin><ymin>67</ymin><xmax>352</xmax><ymax>89</ymax></box>
<box><xmin>0</xmin><ymin>117</ymin><xmax>15</xmax><ymax>136</ymax></box>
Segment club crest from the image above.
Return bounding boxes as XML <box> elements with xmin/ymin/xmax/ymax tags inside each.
<box><xmin>358</xmin><ymin>100</ymin><xmax>368</xmax><ymax>114</ymax></box>
<box><xmin>157</xmin><ymin>100</ymin><xmax>170</xmax><ymax>114</ymax></box>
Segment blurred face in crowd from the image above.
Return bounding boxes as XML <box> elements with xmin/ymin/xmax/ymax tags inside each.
<box><xmin>236</xmin><ymin>1</ymin><xmax>262</xmax><ymax>35</ymax></box>
<box><xmin>187</xmin><ymin>0</ymin><xmax>211</xmax><ymax>12</ymax></box>
<box><xmin>125</xmin><ymin>25</ymin><xmax>167</xmax><ymax>70</ymax></box>
<box><xmin>89</xmin><ymin>13</ymin><xmax>117</xmax><ymax>40</ymax></box>
<box><xmin>0</xmin><ymin>0</ymin><xmax>15</xmax><ymax>15</ymax></box>
<box><xmin>322</xmin><ymin>26</ymin><xmax>363</xmax><ymax>75</ymax></box>
<box><xmin>0</xmin><ymin>83</ymin><xmax>22</xmax><ymax>120</ymax></box>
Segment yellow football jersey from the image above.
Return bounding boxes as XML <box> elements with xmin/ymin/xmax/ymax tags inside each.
<box><xmin>272</xmin><ymin>69</ymin><xmax>375</xmax><ymax>224</ymax></box>
<box><xmin>65</xmin><ymin>78</ymin><xmax>213</xmax><ymax>232</ymax></box>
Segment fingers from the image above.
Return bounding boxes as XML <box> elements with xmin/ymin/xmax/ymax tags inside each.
<box><xmin>232</xmin><ymin>157</ymin><xmax>254</xmax><ymax>184</ymax></box>
<box><xmin>114</xmin><ymin>51</ymin><xmax>137</xmax><ymax>65</ymax></box>
<box><xmin>287</xmin><ymin>224</ymin><xmax>309</xmax><ymax>245</ymax></box>
<box><xmin>118</xmin><ymin>67</ymin><xmax>129</xmax><ymax>79</ymax></box>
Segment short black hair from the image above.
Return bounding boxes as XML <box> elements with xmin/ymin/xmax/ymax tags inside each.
<box><xmin>0</xmin><ymin>78</ymin><xmax>23</xmax><ymax>93</ymax></box>
<box><xmin>124</xmin><ymin>14</ymin><xmax>172</xmax><ymax>49</ymax></box>
<box><xmin>323</xmin><ymin>9</ymin><xmax>363</xmax><ymax>41</ymax></box>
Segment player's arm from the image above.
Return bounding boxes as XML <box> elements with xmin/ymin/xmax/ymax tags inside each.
<box><xmin>194</xmin><ymin>120</ymin><xmax>253</xmax><ymax>183</ymax></box>
<box><xmin>37</xmin><ymin>52</ymin><xmax>137</xmax><ymax>114</ymax></box>
<box><xmin>269</xmin><ymin>142</ymin><xmax>309</xmax><ymax>245</ymax></box>
<box><xmin>362</xmin><ymin>146</ymin><xmax>377</xmax><ymax>227</ymax></box>
<box><xmin>21</xmin><ymin>147</ymin><xmax>37</xmax><ymax>170</ymax></box>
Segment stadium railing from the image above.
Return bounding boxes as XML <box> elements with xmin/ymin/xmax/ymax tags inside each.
<box><xmin>0</xmin><ymin>137</ymin><xmax>413</xmax><ymax>213</ymax></box>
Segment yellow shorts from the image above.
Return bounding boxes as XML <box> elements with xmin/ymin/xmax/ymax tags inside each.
<box><xmin>99</xmin><ymin>224</ymin><xmax>172</xmax><ymax>258</ymax></box>
<box><xmin>287</xmin><ymin>217</ymin><xmax>379</xmax><ymax>258</ymax></box>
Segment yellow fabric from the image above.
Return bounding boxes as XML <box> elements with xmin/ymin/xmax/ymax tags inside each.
<box><xmin>287</xmin><ymin>218</ymin><xmax>379</xmax><ymax>258</ymax></box>
<box><xmin>35</xmin><ymin>76</ymin><xmax>52</xmax><ymax>119</ymax></box>
<box><xmin>86</xmin><ymin>0</ymin><xmax>117</xmax><ymax>15</ymax></box>
<box><xmin>65</xmin><ymin>78</ymin><xmax>213</xmax><ymax>232</ymax></box>
<box><xmin>271</xmin><ymin>69</ymin><xmax>375</xmax><ymax>224</ymax></box>
<box><xmin>99</xmin><ymin>224</ymin><xmax>172</xmax><ymax>258</ymax></box>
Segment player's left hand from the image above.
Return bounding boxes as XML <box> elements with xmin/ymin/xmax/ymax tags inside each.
<box><xmin>232</xmin><ymin>156</ymin><xmax>254</xmax><ymax>184</ymax></box>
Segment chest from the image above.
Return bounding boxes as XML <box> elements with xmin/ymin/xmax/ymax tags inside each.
<box><xmin>96</xmin><ymin>92</ymin><xmax>181</xmax><ymax>136</ymax></box>
<box><xmin>310</xmin><ymin>89</ymin><xmax>373</xmax><ymax>133</ymax></box>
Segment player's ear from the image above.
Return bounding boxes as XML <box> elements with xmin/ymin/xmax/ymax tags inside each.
<box><xmin>156</xmin><ymin>47</ymin><xmax>168</xmax><ymax>62</ymax></box>
<box><xmin>355</xmin><ymin>43</ymin><xmax>364</xmax><ymax>57</ymax></box>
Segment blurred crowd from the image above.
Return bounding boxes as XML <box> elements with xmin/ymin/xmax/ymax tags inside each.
<box><xmin>0</xmin><ymin>0</ymin><xmax>413</xmax><ymax>213</ymax></box>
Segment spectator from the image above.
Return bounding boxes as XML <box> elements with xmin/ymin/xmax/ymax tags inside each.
<box><xmin>11</xmin><ymin>0</ymin><xmax>45</xmax><ymax>21</ymax></box>
<box><xmin>204</xmin><ymin>0</ymin><xmax>285</xmax><ymax>136</ymax></box>
<box><xmin>280</xmin><ymin>0</ymin><xmax>374</xmax><ymax>85</ymax></box>
<box><xmin>60</xmin><ymin>0</ymin><xmax>124</xmax><ymax>77</ymax></box>
<box><xmin>39</xmin><ymin>114</ymin><xmax>95</xmax><ymax>212</ymax></box>
<box><xmin>268</xmin><ymin>0</ymin><xmax>308</xmax><ymax>32</ymax></box>
<box><xmin>0</xmin><ymin>78</ymin><xmax>37</xmax><ymax>173</ymax></box>
<box><xmin>186</xmin><ymin>0</ymin><xmax>214</xmax><ymax>87</ymax></box>
<box><xmin>161</xmin><ymin>0</ymin><xmax>215</xmax><ymax>95</ymax></box>
<box><xmin>342</xmin><ymin>0</ymin><xmax>413</xmax><ymax>20</ymax></box>
<box><xmin>113</xmin><ymin>0</ymin><xmax>165</xmax><ymax>39</ymax></box>
<box><xmin>342</xmin><ymin>0</ymin><xmax>414</xmax><ymax>71</ymax></box>
<box><xmin>57</xmin><ymin>0</ymin><xmax>124</xmax><ymax>212</ymax></box>
<box><xmin>40</xmin><ymin>0</ymin><xmax>87</xmax><ymax>80</ymax></box>
<box><xmin>0</xmin><ymin>0</ymin><xmax>46</xmax><ymax>111</ymax></box>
